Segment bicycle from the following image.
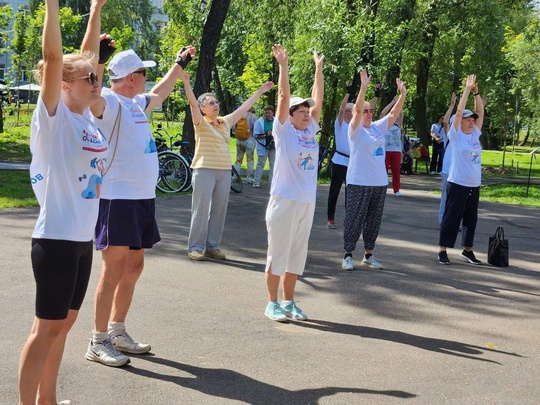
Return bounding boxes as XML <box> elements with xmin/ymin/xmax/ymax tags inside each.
<box><xmin>153</xmin><ymin>124</ymin><xmax>243</xmax><ymax>193</ymax></box>
<box><xmin>153</xmin><ymin>125</ymin><xmax>191</xmax><ymax>193</ymax></box>
<box><xmin>316</xmin><ymin>130</ymin><xmax>334</xmax><ymax>178</ymax></box>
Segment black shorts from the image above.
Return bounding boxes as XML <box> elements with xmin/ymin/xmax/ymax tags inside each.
<box><xmin>95</xmin><ymin>199</ymin><xmax>161</xmax><ymax>251</ymax></box>
<box><xmin>31</xmin><ymin>238</ymin><xmax>93</xmax><ymax>320</ymax></box>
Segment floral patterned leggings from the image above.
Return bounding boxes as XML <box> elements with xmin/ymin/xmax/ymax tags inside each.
<box><xmin>343</xmin><ymin>185</ymin><xmax>387</xmax><ymax>253</ymax></box>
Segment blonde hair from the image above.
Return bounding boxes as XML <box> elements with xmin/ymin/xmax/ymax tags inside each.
<box><xmin>33</xmin><ymin>51</ymin><xmax>96</xmax><ymax>85</ymax></box>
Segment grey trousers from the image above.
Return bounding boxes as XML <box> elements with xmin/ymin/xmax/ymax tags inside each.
<box><xmin>188</xmin><ymin>168</ymin><xmax>231</xmax><ymax>252</ymax></box>
<box><xmin>254</xmin><ymin>148</ymin><xmax>275</xmax><ymax>186</ymax></box>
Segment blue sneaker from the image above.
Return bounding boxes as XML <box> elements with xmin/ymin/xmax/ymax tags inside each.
<box><xmin>280</xmin><ymin>300</ymin><xmax>308</xmax><ymax>321</ymax></box>
<box><xmin>265</xmin><ymin>301</ymin><xmax>287</xmax><ymax>322</ymax></box>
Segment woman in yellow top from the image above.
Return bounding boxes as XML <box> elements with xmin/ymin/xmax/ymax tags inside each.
<box><xmin>180</xmin><ymin>71</ymin><xmax>273</xmax><ymax>261</ymax></box>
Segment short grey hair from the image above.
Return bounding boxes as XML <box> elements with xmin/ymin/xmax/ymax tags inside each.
<box><xmin>197</xmin><ymin>93</ymin><xmax>217</xmax><ymax>108</ymax></box>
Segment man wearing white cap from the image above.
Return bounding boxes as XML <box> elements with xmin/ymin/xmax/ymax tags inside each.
<box><xmin>85</xmin><ymin>43</ymin><xmax>195</xmax><ymax>367</ymax></box>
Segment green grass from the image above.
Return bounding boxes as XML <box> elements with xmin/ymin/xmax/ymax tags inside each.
<box><xmin>2</xmin><ymin>117</ymin><xmax>539</xmax><ymax>209</ymax></box>
<box><xmin>0</xmin><ymin>170</ymin><xmax>38</xmax><ymax>209</ymax></box>
<box><xmin>480</xmin><ymin>183</ymin><xmax>540</xmax><ymax>208</ymax></box>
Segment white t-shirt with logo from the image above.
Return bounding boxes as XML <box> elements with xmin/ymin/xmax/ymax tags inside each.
<box><xmin>447</xmin><ymin>125</ymin><xmax>482</xmax><ymax>187</ymax></box>
<box><xmin>331</xmin><ymin>117</ymin><xmax>349</xmax><ymax>166</ymax></box>
<box><xmin>270</xmin><ymin>116</ymin><xmax>320</xmax><ymax>204</ymax></box>
<box><xmin>30</xmin><ymin>98</ymin><xmax>108</xmax><ymax>241</ymax></box>
<box><xmin>95</xmin><ymin>88</ymin><xmax>158</xmax><ymax>199</ymax></box>
<box><xmin>385</xmin><ymin>123</ymin><xmax>402</xmax><ymax>152</ymax></box>
<box><xmin>346</xmin><ymin>116</ymin><xmax>390</xmax><ymax>186</ymax></box>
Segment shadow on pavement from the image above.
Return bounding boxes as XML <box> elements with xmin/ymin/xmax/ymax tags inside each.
<box><xmin>294</xmin><ymin>319</ymin><xmax>523</xmax><ymax>364</ymax></box>
<box><xmin>124</xmin><ymin>355</ymin><xmax>417</xmax><ymax>404</ymax></box>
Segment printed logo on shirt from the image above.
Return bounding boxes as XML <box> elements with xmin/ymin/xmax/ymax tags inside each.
<box><xmin>145</xmin><ymin>134</ymin><xmax>157</xmax><ymax>154</ymax></box>
<box><xmin>296</xmin><ymin>132</ymin><xmax>318</xmax><ymax>149</ymax></box>
<box><xmin>374</xmin><ymin>145</ymin><xmax>384</xmax><ymax>156</ymax></box>
<box><xmin>131</xmin><ymin>107</ymin><xmax>149</xmax><ymax>124</ymax></box>
<box><xmin>297</xmin><ymin>152</ymin><xmax>315</xmax><ymax>171</ymax></box>
<box><xmin>82</xmin><ymin>128</ymin><xmax>108</xmax><ymax>152</ymax></box>
<box><xmin>80</xmin><ymin>157</ymin><xmax>106</xmax><ymax>199</ymax></box>
<box><xmin>467</xmin><ymin>138</ymin><xmax>481</xmax><ymax>150</ymax></box>
<box><xmin>468</xmin><ymin>151</ymin><xmax>481</xmax><ymax>165</ymax></box>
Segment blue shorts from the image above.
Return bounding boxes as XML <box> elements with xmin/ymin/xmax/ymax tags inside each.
<box><xmin>95</xmin><ymin>199</ymin><xmax>161</xmax><ymax>250</ymax></box>
<box><xmin>31</xmin><ymin>238</ymin><xmax>93</xmax><ymax>320</ymax></box>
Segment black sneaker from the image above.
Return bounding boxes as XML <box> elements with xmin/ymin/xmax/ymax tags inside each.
<box><xmin>461</xmin><ymin>250</ymin><xmax>482</xmax><ymax>265</ymax></box>
<box><xmin>438</xmin><ymin>251</ymin><xmax>451</xmax><ymax>265</ymax></box>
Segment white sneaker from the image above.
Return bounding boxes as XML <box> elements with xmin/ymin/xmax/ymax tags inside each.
<box><xmin>111</xmin><ymin>331</ymin><xmax>151</xmax><ymax>354</ymax></box>
<box><xmin>85</xmin><ymin>338</ymin><xmax>130</xmax><ymax>367</ymax></box>
<box><xmin>361</xmin><ymin>255</ymin><xmax>383</xmax><ymax>269</ymax></box>
<box><xmin>394</xmin><ymin>191</ymin><xmax>402</xmax><ymax>196</ymax></box>
<box><xmin>430</xmin><ymin>171</ymin><xmax>436</xmax><ymax>175</ymax></box>
<box><xmin>342</xmin><ymin>256</ymin><xmax>354</xmax><ymax>271</ymax></box>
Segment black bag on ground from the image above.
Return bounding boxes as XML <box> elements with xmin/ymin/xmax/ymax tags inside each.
<box><xmin>488</xmin><ymin>226</ymin><xmax>509</xmax><ymax>267</ymax></box>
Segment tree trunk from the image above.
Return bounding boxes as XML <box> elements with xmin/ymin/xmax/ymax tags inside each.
<box><xmin>182</xmin><ymin>0</ymin><xmax>232</xmax><ymax>145</ymax></box>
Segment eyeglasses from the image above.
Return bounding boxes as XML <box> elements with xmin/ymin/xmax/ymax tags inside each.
<box><xmin>362</xmin><ymin>109</ymin><xmax>374</xmax><ymax>114</ymax></box>
<box><xmin>67</xmin><ymin>72</ymin><xmax>98</xmax><ymax>85</ymax></box>
<box><xmin>132</xmin><ymin>69</ymin><xmax>146</xmax><ymax>77</ymax></box>
<box><xmin>206</xmin><ymin>100</ymin><xmax>220</xmax><ymax>106</ymax></box>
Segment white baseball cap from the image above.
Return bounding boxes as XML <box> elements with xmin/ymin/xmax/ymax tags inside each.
<box><xmin>107</xmin><ymin>50</ymin><xmax>156</xmax><ymax>80</ymax></box>
<box><xmin>463</xmin><ymin>109</ymin><xmax>479</xmax><ymax>119</ymax></box>
<box><xmin>289</xmin><ymin>96</ymin><xmax>315</xmax><ymax>108</ymax></box>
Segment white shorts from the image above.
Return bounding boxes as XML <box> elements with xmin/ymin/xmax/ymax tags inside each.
<box><xmin>265</xmin><ymin>195</ymin><xmax>315</xmax><ymax>276</ymax></box>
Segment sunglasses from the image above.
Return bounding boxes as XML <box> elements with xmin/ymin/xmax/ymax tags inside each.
<box><xmin>132</xmin><ymin>69</ymin><xmax>147</xmax><ymax>77</ymax></box>
<box><xmin>68</xmin><ymin>72</ymin><xmax>98</xmax><ymax>85</ymax></box>
<box><xmin>362</xmin><ymin>109</ymin><xmax>374</xmax><ymax>114</ymax></box>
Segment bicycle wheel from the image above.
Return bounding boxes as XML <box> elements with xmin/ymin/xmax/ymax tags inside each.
<box><xmin>230</xmin><ymin>165</ymin><xmax>243</xmax><ymax>193</ymax></box>
<box><xmin>157</xmin><ymin>151</ymin><xmax>190</xmax><ymax>193</ymax></box>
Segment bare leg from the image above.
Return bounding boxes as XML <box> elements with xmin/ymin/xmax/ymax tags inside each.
<box><xmin>110</xmin><ymin>249</ymin><xmax>144</xmax><ymax>322</ymax></box>
<box><xmin>282</xmin><ymin>273</ymin><xmax>298</xmax><ymax>301</ymax></box>
<box><xmin>18</xmin><ymin>317</ymin><xmax>65</xmax><ymax>405</ymax></box>
<box><xmin>36</xmin><ymin>310</ymin><xmax>78</xmax><ymax>405</ymax></box>
<box><xmin>265</xmin><ymin>265</ymin><xmax>280</xmax><ymax>302</ymax></box>
<box><xmin>94</xmin><ymin>246</ymin><xmax>129</xmax><ymax>333</ymax></box>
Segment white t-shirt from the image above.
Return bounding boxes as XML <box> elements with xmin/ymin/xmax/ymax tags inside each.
<box><xmin>431</xmin><ymin>123</ymin><xmax>447</xmax><ymax>145</ymax></box>
<box><xmin>385</xmin><ymin>123</ymin><xmax>402</xmax><ymax>153</ymax></box>
<box><xmin>95</xmin><ymin>88</ymin><xmax>158</xmax><ymax>199</ymax></box>
<box><xmin>331</xmin><ymin>117</ymin><xmax>350</xmax><ymax>166</ymax></box>
<box><xmin>447</xmin><ymin>125</ymin><xmax>482</xmax><ymax>187</ymax></box>
<box><xmin>346</xmin><ymin>116</ymin><xmax>390</xmax><ymax>186</ymax></box>
<box><xmin>30</xmin><ymin>97</ymin><xmax>108</xmax><ymax>241</ymax></box>
<box><xmin>270</xmin><ymin>116</ymin><xmax>320</xmax><ymax>204</ymax></box>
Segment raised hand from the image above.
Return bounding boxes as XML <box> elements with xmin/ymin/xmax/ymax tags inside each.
<box><xmin>396</xmin><ymin>78</ymin><xmax>407</xmax><ymax>96</ymax></box>
<box><xmin>313</xmin><ymin>50</ymin><xmax>324</xmax><ymax>69</ymax></box>
<box><xmin>179</xmin><ymin>70</ymin><xmax>190</xmax><ymax>82</ymax></box>
<box><xmin>450</xmin><ymin>92</ymin><xmax>457</xmax><ymax>105</ymax></box>
<box><xmin>272</xmin><ymin>44</ymin><xmax>288</xmax><ymax>65</ymax></box>
<box><xmin>465</xmin><ymin>74</ymin><xmax>476</xmax><ymax>90</ymax></box>
<box><xmin>360</xmin><ymin>69</ymin><xmax>371</xmax><ymax>87</ymax></box>
<box><xmin>260</xmin><ymin>81</ymin><xmax>274</xmax><ymax>93</ymax></box>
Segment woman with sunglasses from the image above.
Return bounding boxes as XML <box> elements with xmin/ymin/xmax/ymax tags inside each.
<box><xmin>18</xmin><ymin>0</ymin><xmax>107</xmax><ymax>403</ymax></box>
<box><xmin>263</xmin><ymin>44</ymin><xmax>324</xmax><ymax>322</ymax></box>
<box><xmin>180</xmin><ymin>72</ymin><xmax>273</xmax><ymax>261</ymax></box>
<box><xmin>341</xmin><ymin>69</ymin><xmax>406</xmax><ymax>271</ymax></box>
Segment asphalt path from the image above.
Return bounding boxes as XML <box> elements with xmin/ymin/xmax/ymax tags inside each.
<box><xmin>1</xmin><ymin>174</ymin><xmax>539</xmax><ymax>404</ymax></box>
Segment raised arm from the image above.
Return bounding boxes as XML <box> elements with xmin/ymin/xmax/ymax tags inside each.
<box><xmin>379</xmin><ymin>96</ymin><xmax>397</xmax><ymax>119</ymax></box>
<box><xmin>90</xmin><ymin>34</ymin><xmax>116</xmax><ymax>118</ymax></box>
<box><xmin>369</xmin><ymin>83</ymin><xmax>382</xmax><ymax>109</ymax></box>
<box><xmin>230</xmin><ymin>82</ymin><xmax>274</xmax><ymax>126</ymax></box>
<box><xmin>350</xmin><ymin>69</ymin><xmax>370</xmax><ymax>132</ymax></box>
<box><xmin>80</xmin><ymin>0</ymin><xmax>106</xmax><ymax>68</ymax></box>
<box><xmin>337</xmin><ymin>84</ymin><xmax>351</xmax><ymax>125</ymax></box>
<box><xmin>272</xmin><ymin>44</ymin><xmax>290</xmax><ymax>125</ymax></box>
<box><xmin>453</xmin><ymin>74</ymin><xmax>476</xmax><ymax>130</ymax></box>
<box><xmin>472</xmin><ymin>83</ymin><xmax>485</xmax><ymax>130</ymax></box>
<box><xmin>310</xmin><ymin>51</ymin><xmax>324</xmax><ymax>123</ymax></box>
<box><xmin>442</xmin><ymin>92</ymin><xmax>456</xmax><ymax>134</ymax></box>
<box><xmin>386</xmin><ymin>78</ymin><xmax>407</xmax><ymax>130</ymax></box>
<box><xmin>147</xmin><ymin>46</ymin><xmax>196</xmax><ymax>111</ymax></box>
<box><xmin>40</xmin><ymin>0</ymin><xmax>63</xmax><ymax>115</ymax></box>
<box><xmin>179</xmin><ymin>70</ymin><xmax>203</xmax><ymax>126</ymax></box>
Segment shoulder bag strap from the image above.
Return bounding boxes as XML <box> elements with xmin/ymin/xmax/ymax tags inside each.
<box><xmin>102</xmin><ymin>103</ymin><xmax>122</xmax><ymax>176</ymax></box>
